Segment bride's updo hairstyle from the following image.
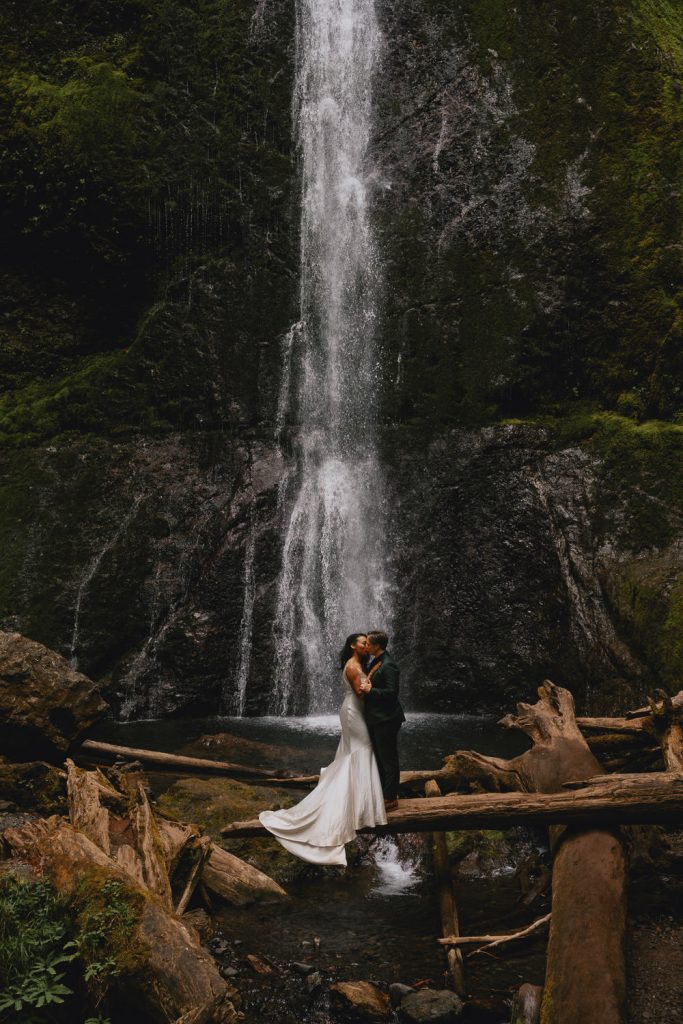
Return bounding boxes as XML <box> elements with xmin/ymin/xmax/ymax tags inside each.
<box><xmin>339</xmin><ymin>633</ymin><xmax>367</xmax><ymax>669</ymax></box>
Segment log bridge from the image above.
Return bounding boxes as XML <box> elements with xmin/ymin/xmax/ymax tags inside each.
<box><xmin>221</xmin><ymin>682</ymin><xmax>682</xmax><ymax>1024</ymax></box>
<box><xmin>75</xmin><ymin>684</ymin><xmax>683</xmax><ymax>1024</ymax></box>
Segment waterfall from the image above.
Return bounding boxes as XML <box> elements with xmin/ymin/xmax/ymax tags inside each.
<box><xmin>70</xmin><ymin>494</ymin><xmax>144</xmax><ymax>669</ymax></box>
<box><xmin>271</xmin><ymin>0</ymin><xmax>391</xmax><ymax>714</ymax></box>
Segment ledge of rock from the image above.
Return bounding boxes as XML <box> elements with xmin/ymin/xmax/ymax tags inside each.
<box><xmin>0</xmin><ymin>631</ymin><xmax>109</xmax><ymax>761</ymax></box>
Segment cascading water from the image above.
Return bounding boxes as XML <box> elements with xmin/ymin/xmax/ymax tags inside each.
<box><xmin>271</xmin><ymin>0</ymin><xmax>392</xmax><ymax>714</ymax></box>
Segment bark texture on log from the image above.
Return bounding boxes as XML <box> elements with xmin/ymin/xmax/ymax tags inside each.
<box><xmin>499</xmin><ymin>682</ymin><xmax>626</xmax><ymax>1024</ymax></box>
<box><xmin>221</xmin><ymin>775</ymin><xmax>683</xmax><ymax>837</ymax></box>
<box><xmin>201</xmin><ymin>843</ymin><xmax>288</xmax><ymax>907</ymax></box>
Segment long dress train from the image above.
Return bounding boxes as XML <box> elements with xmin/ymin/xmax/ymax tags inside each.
<box><xmin>258</xmin><ymin>671</ymin><xmax>387</xmax><ymax>865</ymax></box>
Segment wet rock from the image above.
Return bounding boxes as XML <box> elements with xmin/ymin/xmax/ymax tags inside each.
<box><xmin>330</xmin><ymin>981</ymin><xmax>392</xmax><ymax>1020</ymax></box>
<box><xmin>510</xmin><ymin>984</ymin><xmax>542</xmax><ymax>1024</ymax></box>
<box><xmin>0</xmin><ymin>632</ymin><xmax>108</xmax><ymax>760</ymax></box>
<box><xmin>210</xmin><ymin>937</ymin><xmax>231</xmax><ymax>957</ymax></box>
<box><xmin>246</xmin><ymin>953</ymin><xmax>277</xmax><ymax>975</ymax></box>
<box><xmin>390</xmin><ymin>983</ymin><xmax>416</xmax><ymax>1006</ymax></box>
<box><xmin>292</xmin><ymin>961</ymin><xmax>317</xmax><ymax>976</ymax></box>
<box><xmin>220</xmin><ymin>966</ymin><xmax>239</xmax><ymax>979</ymax></box>
<box><xmin>399</xmin><ymin>988</ymin><xmax>464</xmax><ymax>1023</ymax></box>
<box><xmin>305</xmin><ymin>971</ymin><xmax>322</xmax><ymax>993</ymax></box>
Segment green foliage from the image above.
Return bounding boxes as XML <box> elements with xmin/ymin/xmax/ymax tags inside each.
<box><xmin>73</xmin><ymin>878</ymin><xmax>141</xmax><ymax>1006</ymax></box>
<box><xmin>0</xmin><ymin>873</ymin><xmax>140</xmax><ymax>1024</ymax></box>
<box><xmin>0</xmin><ymin>875</ymin><xmax>77</xmax><ymax>1022</ymax></box>
<box><xmin>0</xmin><ymin>0</ymin><xmax>295</xmax><ymax>414</ymax></box>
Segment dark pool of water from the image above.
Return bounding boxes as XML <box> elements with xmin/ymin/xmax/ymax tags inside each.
<box><xmin>94</xmin><ymin>711</ymin><xmax>531</xmax><ymax>772</ymax></box>
<box><xmin>92</xmin><ymin>714</ymin><xmax>543</xmax><ymax>1021</ymax></box>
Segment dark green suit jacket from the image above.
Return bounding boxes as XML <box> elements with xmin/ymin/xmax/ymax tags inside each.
<box><xmin>364</xmin><ymin>651</ymin><xmax>406</xmax><ymax>726</ymax></box>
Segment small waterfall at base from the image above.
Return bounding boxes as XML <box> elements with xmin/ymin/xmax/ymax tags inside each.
<box><xmin>271</xmin><ymin>0</ymin><xmax>392</xmax><ymax>715</ymax></box>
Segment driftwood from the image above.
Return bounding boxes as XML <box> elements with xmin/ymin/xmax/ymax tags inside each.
<box><xmin>425</xmin><ymin>779</ymin><xmax>465</xmax><ymax>996</ymax></box>
<box><xmin>64</xmin><ymin>759</ymin><xmax>287</xmax><ymax>912</ymax></box>
<box><xmin>78</xmin><ymin>738</ymin><xmax>278</xmax><ymax>779</ymax></box>
<box><xmin>511</xmin><ymin>983</ymin><xmax>543</xmax><ymax>1024</ymax></box>
<box><xmin>221</xmin><ymin>774</ymin><xmax>683</xmax><ymax>837</ymax></box>
<box><xmin>646</xmin><ymin>691</ymin><xmax>683</xmax><ymax>772</ymax></box>
<box><xmin>494</xmin><ymin>682</ymin><xmax>627</xmax><ymax>1024</ymax></box>
<box><xmin>440</xmin><ymin>913</ymin><xmax>551</xmax><ymax>952</ymax></box>
<box><xmin>1</xmin><ymin>817</ymin><xmax>237</xmax><ymax>1024</ymax></box>
<box><xmin>202</xmin><ymin>844</ymin><xmax>287</xmax><ymax>906</ymax></box>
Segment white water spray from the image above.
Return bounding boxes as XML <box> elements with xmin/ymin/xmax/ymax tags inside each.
<box><xmin>272</xmin><ymin>0</ymin><xmax>391</xmax><ymax>714</ymax></box>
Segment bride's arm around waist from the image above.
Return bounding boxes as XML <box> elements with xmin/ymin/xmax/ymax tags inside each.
<box><xmin>344</xmin><ymin>660</ymin><xmax>368</xmax><ymax>697</ymax></box>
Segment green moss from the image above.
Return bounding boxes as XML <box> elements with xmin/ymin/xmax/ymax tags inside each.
<box><xmin>0</xmin><ymin>758</ymin><xmax>67</xmax><ymax>813</ymax></box>
<box><xmin>0</xmin><ymin>871</ymin><xmax>143</xmax><ymax>1022</ymax></box>
<box><xmin>156</xmin><ymin>775</ymin><xmax>309</xmax><ymax>885</ymax></box>
<box><xmin>445</xmin><ymin>829</ymin><xmax>508</xmax><ymax>866</ymax></box>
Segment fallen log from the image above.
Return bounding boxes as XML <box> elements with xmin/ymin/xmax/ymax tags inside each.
<box><xmin>201</xmin><ymin>843</ymin><xmax>288</xmax><ymax>907</ymax></box>
<box><xmin>439</xmin><ymin>913</ymin><xmax>551</xmax><ymax>951</ymax></box>
<box><xmin>626</xmin><ymin>689</ymin><xmax>683</xmax><ymax>719</ymax></box>
<box><xmin>647</xmin><ymin>691</ymin><xmax>683</xmax><ymax>772</ymax></box>
<box><xmin>78</xmin><ymin>738</ymin><xmax>279</xmax><ymax>779</ymax></box>
<box><xmin>425</xmin><ymin>779</ymin><xmax>465</xmax><ymax>996</ymax></box>
<box><xmin>220</xmin><ymin>774</ymin><xmax>683</xmax><ymax>837</ymax></box>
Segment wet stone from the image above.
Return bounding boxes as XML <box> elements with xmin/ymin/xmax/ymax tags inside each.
<box><xmin>291</xmin><ymin>962</ymin><xmax>317</xmax><ymax>976</ymax></box>
<box><xmin>400</xmin><ymin>989</ymin><xmax>464</xmax><ymax>1023</ymax></box>
<box><xmin>330</xmin><ymin>981</ymin><xmax>392</xmax><ymax>1020</ymax></box>
<box><xmin>390</xmin><ymin>983</ymin><xmax>416</xmax><ymax>1006</ymax></box>
<box><xmin>305</xmin><ymin>971</ymin><xmax>322</xmax><ymax>993</ymax></box>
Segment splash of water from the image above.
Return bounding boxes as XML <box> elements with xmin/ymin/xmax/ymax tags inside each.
<box><xmin>271</xmin><ymin>0</ymin><xmax>392</xmax><ymax>715</ymax></box>
<box><xmin>370</xmin><ymin>836</ymin><xmax>421</xmax><ymax>896</ymax></box>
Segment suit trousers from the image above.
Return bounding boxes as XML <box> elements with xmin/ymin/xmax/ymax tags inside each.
<box><xmin>367</xmin><ymin>718</ymin><xmax>402</xmax><ymax>800</ymax></box>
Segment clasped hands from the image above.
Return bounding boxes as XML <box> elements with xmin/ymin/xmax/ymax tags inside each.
<box><xmin>359</xmin><ymin>678</ymin><xmax>373</xmax><ymax>693</ymax></box>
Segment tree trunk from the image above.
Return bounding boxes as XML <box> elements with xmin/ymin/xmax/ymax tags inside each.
<box><xmin>425</xmin><ymin>779</ymin><xmax>466</xmax><ymax>996</ymax></box>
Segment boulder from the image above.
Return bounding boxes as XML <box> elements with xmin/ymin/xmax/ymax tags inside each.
<box><xmin>0</xmin><ymin>632</ymin><xmax>108</xmax><ymax>760</ymax></box>
<box><xmin>330</xmin><ymin>981</ymin><xmax>392</xmax><ymax>1020</ymax></box>
<box><xmin>400</xmin><ymin>989</ymin><xmax>463</xmax><ymax>1024</ymax></box>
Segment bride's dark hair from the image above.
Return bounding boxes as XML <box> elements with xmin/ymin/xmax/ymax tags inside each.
<box><xmin>339</xmin><ymin>633</ymin><xmax>367</xmax><ymax>669</ymax></box>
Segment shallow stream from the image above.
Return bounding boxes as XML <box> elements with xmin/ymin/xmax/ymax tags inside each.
<box><xmin>94</xmin><ymin>714</ymin><xmax>547</xmax><ymax>1022</ymax></box>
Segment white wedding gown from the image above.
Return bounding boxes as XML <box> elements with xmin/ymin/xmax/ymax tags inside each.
<box><xmin>258</xmin><ymin>670</ymin><xmax>387</xmax><ymax>865</ymax></box>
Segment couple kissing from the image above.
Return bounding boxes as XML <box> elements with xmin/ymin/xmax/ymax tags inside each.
<box><xmin>258</xmin><ymin>629</ymin><xmax>405</xmax><ymax>866</ymax></box>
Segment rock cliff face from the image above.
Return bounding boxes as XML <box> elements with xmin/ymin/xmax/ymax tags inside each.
<box><xmin>0</xmin><ymin>1</ymin><xmax>681</xmax><ymax>717</ymax></box>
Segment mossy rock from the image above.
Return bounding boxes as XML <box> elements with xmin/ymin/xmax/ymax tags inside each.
<box><xmin>155</xmin><ymin>775</ymin><xmax>311</xmax><ymax>885</ymax></box>
<box><xmin>0</xmin><ymin>757</ymin><xmax>67</xmax><ymax>814</ymax></box>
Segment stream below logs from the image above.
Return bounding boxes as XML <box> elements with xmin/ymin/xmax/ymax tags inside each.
<box><xmin>94</xmin><ymin>714</ymin><xmax>550</xmax><ymax>1021</ymax></box>
<box><xmin>90</xmin><ymin>713</ymin><xmax>683</xmax><ymax>1022</ymax></box>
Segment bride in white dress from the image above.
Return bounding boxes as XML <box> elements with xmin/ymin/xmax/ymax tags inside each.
<box><xmin>258</xmin><ymin>633</ymin><xmax>387</xmax><ymax>866</ymax></box>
